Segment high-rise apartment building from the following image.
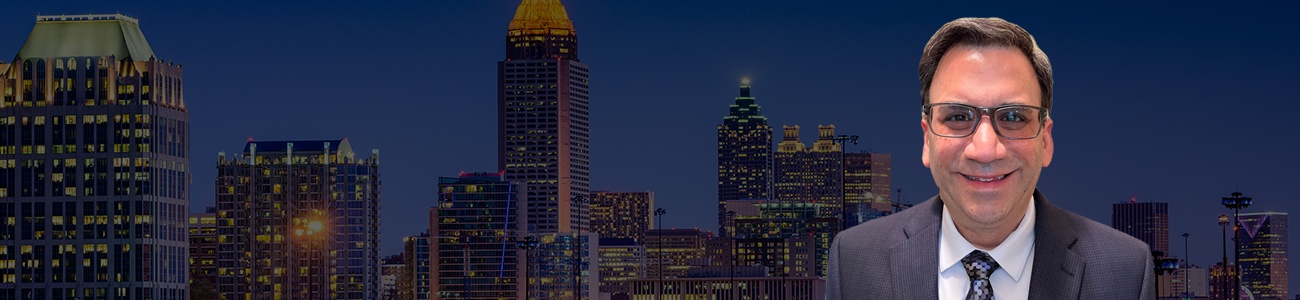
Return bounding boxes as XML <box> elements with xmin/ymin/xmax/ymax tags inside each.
<box><xmin>644</xmin><ymin>229</ymin><xmax>709</xmax><ymax>279</ymax></box>
<box><xmin>1238</xmin><ymin>212</ymin><xmax>1288</xmax><ymax>300</ymax></box>
<box><xmin>717</xmin><ymin>81</ymin><xmax>773</xmax><ymax>237</ymax></box>
<box><xmin>1209</xmin><ymin>262</ymin><xmax>1239</xmax><ymax>300</ymax></box>
<box><xmin>214</xmin><ymin>139</ymin><xmax>381</xmax><ymax>300</ymax></box>
<box><xmin>591</xmin><ymin>191</ymin><xmax>652</xmax><ymax>240</ymax></box>
<box><xmin>1111</xmin><ymin>201</ymin><xmax>1169</xmax><ymax>254</ymax></box>
<box><xmin>431</xmin><ymin>172</ymin><xmax>526</xmax><ymax>300</ymax></box>
<box><xmin>774</xmin><ymin>125</ymin><xmax>843</xmax><ymax>220</ymax></box>
<box><xmin>188</xmin><ymin>207</ymin><xmax>217</xmax><ymax>288</ymax></box>
<box><xmin>402</xmin><ymin>233</ymin><xmax>431</xmax><ymax>300</ymax></box>
<box><xmin>0</xmin><ymin>14</ymin><xmax>190</xmax><ymax>300</ymax></box>
<box><xmin>498</xmin><ymin>0</ymin><xmax>591</xmax><ymax>234</ymax></box>
<box><xmin>381</xmin><ymin>254</ymin><xmax>405</xmax><ymax>300</ymax></box>
<box><xmin>598</xmin><ymin>238</ymin><xmax>645</xmax><ymax>297</ymax></box>
<box><xmin>732</xmin><ymin>201</ymin><xmax>836</xmax><ymax>277</ymax></box>
<box><xmin>843</xmin><ymin>152</ymin><xmax>890</xmax><ymax>227</ymax></box>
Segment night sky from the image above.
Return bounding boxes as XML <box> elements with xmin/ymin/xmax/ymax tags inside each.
<box><xmin>5</xmin><ymin>0</ymin><xmax>1298</xmax><ymax>286</ymax></box>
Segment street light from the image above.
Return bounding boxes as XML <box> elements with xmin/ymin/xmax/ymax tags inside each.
<box><xmin>654</xmin><ymin>208</ymin><xmax>667</xmax><ymax>300</ymax></box>
<box><xmin>571</xmin><ymin>196</ymin><xmax>588</xmax><ymax>300</ymax></box>
<box><xmin>1218</xmin><ymin>215</ymin><xmax>1230</xmax><ymax>300</ymax></box>
<box><xmin>516</xmin><ymin>236</ymin><xmax>540</xmax><ymax>300</ymax></box>
<box><xmin>829</xmin><ymin>135</ymin><xmax>859</xmax><ymax>233</ymax></box>
<box><xmin>1221</xmin><ymin>191</ymin><xmax>1252</xmax><ymax>299</ymax></box>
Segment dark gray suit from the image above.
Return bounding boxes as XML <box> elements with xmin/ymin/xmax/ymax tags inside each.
<box><xmin>827</xmin><ymin>190</ymin><xmax>1155</xmax><ymax>300</ymax></box>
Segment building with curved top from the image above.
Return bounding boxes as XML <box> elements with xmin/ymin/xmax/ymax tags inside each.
<box><xmin>0</xmin><ymin>14</ymin><xmax>189</xmax><ymax>300</ymax></box>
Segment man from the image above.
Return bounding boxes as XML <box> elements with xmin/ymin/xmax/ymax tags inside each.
<box><xmin>827</xmin><ymin>18</ymin><xmax>1154</xmax><ymax>300</ymax></box>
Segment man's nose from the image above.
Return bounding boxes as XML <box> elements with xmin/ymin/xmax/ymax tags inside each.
<box><xmin>963</xmin><ymin>116</ymin><xmax>1007</xmax><ymax>163</ymax></box>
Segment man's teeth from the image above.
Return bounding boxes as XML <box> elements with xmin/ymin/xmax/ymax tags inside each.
<box><xmin>965</xmin><ymin>174</ymin><xmax>1007</xmax><ymax>182</ymax></box>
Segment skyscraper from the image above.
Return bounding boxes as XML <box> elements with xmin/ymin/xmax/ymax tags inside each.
<box><xmin>1238</xmin><ymin>212</ymin><xmax>1288</xmax><ymax>300</ymax></box>
<box><xmin>0</xmin><ymin>14</ymin><xmax>189</xmax><ymax>300</ymax></box>
<box><xmin>590</xmin><ymin>191</ymin><xmax>653</xmax><ymax>240</ymax></box>
<box><xmin>717</xmin><ymin>80</ymin><xmax>772</xmax><ymax>237</ymax></box>
<box><xmin>431</xmin><ymin>172</ymin><xmax>526</xmax><ymax>300</ymax></box>
<box><xmin>215</xmin><ymin>139</ymin><xmax>382</xmax><ymax>300</ymax></box>
<box><xmin>1111</xmin><ymin>201</ymin><xmax>1169</xmax><ymax>254</ymax></box>
<box><xmin>498</xmin><ymin>0</ymin><xmax>591</xmax><ymax>234</ymax></box>
<box><xmin>774</xmin><ymin>125</ymin><xmax>843</xmax><ymax>218</ymax></box>
<box><xmin>843</xmin><ymin>152</ymin><xmax>891</xmax><ymax>227</ymax></box>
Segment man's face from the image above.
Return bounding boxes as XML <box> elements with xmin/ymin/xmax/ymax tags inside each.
<box><xmin>922</xmin><ymin>45</ymin><xmax>1054</xmax><ymax>227</ymax></box>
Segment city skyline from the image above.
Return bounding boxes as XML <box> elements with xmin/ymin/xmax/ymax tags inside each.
<box><xmin>3</xmin><ymin>0</ymin><xmax>1298</xmax><ymax>289</ymax></box>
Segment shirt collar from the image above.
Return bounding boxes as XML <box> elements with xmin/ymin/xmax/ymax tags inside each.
<box><xmin>939</xmin><ymin>196</ymin><xmax>1037</xmax><ymax>282</ymax></box>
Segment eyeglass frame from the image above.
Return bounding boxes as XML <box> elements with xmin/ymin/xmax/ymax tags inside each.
<box><xmin>921</xmin><ymin>102</ymin><xmax>1051</xmax><ymax>140</ymax></box>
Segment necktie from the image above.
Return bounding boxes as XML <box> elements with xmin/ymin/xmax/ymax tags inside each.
<box><xmin>961</xmin><ymin>250</ymin><xmax>1001</xmax><ymax>300</ymax></box>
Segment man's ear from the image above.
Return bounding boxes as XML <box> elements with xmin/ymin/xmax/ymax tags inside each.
<box><xmin>921</xmin><ymin>119</ymin><xmax>931</xmax><ymax>168</ymax></box>
<box><xmin>1041</xmin><ymin>118</ymin><xmax>1053</xmax><ymax>167</ymax></box>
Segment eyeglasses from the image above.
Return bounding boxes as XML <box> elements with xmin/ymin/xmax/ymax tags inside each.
<box><xmin>922</xmin><ymin>103</ymin><xmax>1049</xmax><ymax>140</ymax></box>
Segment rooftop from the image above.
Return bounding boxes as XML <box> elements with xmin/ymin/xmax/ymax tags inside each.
<box><xmin>507</xmin><ymin>0</ymin><xmax>574</xmax><ymax>32</ymax></box>
<box><xmin>17</xmin><ymin>14</ymin><xmax>154</xmax><ymax>61</ymax></box>
<box><xmin>243</xmin><ymin>139</ymin><xmax>352</xmax><ymax>157</ymax></box>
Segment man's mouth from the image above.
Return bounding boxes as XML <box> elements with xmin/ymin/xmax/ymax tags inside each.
<box><xmin>962</xmin><ymin>171</ymin><xmax>1012</xmax><ymax>182</ymax></box>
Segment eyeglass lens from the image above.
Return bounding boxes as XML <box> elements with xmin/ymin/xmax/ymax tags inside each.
<box><xmin>930</xmin><ymin>104</ymin><xmax>1042</xmax><ymax>139</ymax></box>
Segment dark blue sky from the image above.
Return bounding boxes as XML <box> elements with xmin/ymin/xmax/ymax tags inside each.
<box><xmin>7</xmin><ymin>0</ymin><xmax>1298</xmax><ymax>285</ymax></box>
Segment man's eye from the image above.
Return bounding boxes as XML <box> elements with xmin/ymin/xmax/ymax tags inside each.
<box><xmin>943</xmin><ymin>113</ymin><xmax>973</xmax><ymax>122</ymax></box>
<box><xmin>998</xmin><ymin>110</ymin><xmax>1031</xmax><ymax>123</ymax></box>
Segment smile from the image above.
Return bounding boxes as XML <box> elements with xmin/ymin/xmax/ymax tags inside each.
<box><xmin>962</xmin><ymin>171</ymin><xmax>1011</xmax><ymax>182</ymax></box>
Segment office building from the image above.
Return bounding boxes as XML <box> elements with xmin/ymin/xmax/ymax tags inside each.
<box><xmin>215</xmin><ymin>139</ymin><xmax>381</xmax><ymax>300</ymax></box>
<box><xmin>774</xmin><ymin>125</ymin><xmax>843</xmax><ymax>219</ymax></box>
<box><xmin>403</xmin><ymin>233</ymin><xmax>431</xmax><ymax>300</ymax></box>
<box><xmin>644</xmin><ymin>229</ymin><xmax>709</xmax><ymax>279</ymax></box>
<box><xmin>0</xmin><ymin>14</ymin><xmax>189</xmax><ymax>300</ymax></box>
<box><xmin>1159</xmin><ymin>265</ymin><xmax>1207</xmax><ymax>298</ymax></box>
<box><xmin>431</xmin><ymin>172</ymin><xmax>526</xmax><ymax>299</ymax></box>
<box><xmin>1111</xmin><ymin>201</ymin><xmax>1169</xmax><ymax>254</ymax></box>
<box><xmin>498</xmin><ymin>0</ymin><xmax>591</xmax><ymax>234</ymax></box>
<box><xmin>529</xmin><ymin>232</ymin><xmax>598</xmax><ymax>300</ymax></box>
<box><xmin>591</xmin><ymin>191</ymin><xmax>653</xmax><ymax>240</ymax></box>
<box><xmin>598</xmin><ymin>238</ymin><xmax>645</xmax><ymax>297</ymax></box>
<box><xmin>628</xmin><ymin>277</ymin><xmax>825</xmax><ymax>300</ymax></box>
<box><xmin>1209</xmin><ymin>262</ymin><xmax>1238</xmax><ymax>300</ymax></box>
<box><xmin>188</xmin><ymin>207</ymin><xmax>217</xmax><ymax>287</ymax></box>
<box><xmin>717</xmin><ymin>80</ymin><xmax>773</xmax><ymax>237</ymax></box>
<box><xmin>381</xmin><ymin>254</ymin><xmax>405</xmax><ymax>300</ymax></box>
<box><xmin>843</xmin><ymin>152</ymin><xmax>891</xmax><ymax>227</ymax></box>
<box><xmin>732</xmin><ymin>201</ymin><xmax>836</xmax><ymax>277</ymax></box>
<box><xmin>1238</xmin><ymin>212</ymin><xmax>1288</xmax><ymax>300</ymax></box>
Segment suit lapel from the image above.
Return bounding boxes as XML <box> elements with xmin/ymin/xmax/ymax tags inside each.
<box><xmin>1028</xmin><ymin>190</ymin><xmax>1085</xmax><ymax>300</ymax></box>
<box><xmin>890</xmin><ymin>197</ymin><xmax>942</xmax><ymax>300</ymax></box>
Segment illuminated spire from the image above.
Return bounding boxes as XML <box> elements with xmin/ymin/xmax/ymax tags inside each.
<box><xmin>505</xmin><ymin>0</ymin><xmax>579</xmax><ymax>60</ymax></box>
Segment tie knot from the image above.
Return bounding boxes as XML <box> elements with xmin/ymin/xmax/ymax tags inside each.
<box><xmin>961</xmin><ymin>250</ymin><xmax>1001</xmax><ymax>280</ymax></box>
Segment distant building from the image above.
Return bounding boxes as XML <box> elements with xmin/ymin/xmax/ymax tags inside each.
<box><xmin>1209</xmin><ymin>262</ymin><xmax>1238</xmax><ymax>300</ymax></box>
<box><xmin>1111</xmin><ymin>201</ymin><xmax>1170</xmax><ymax>254</ymax></box>
<box><xmin>403</xmin><ymin>233</ymin><xmax>431</xmax><ymax>300</ymax></box>
<box><xmin>645</xmin><ymin>229</ymin><xmax>709</xmax><ymax>279</ymax></box>
<box><xmin>381</xmin><ymin>254</ymin><xmax>405</xmax><ymax>300</ymax></box>
<box><xmin>774</xmin><ymin>125</ymin><xmax>844</xmax><ymax>219</ymax></box>
<box><xmin>215</xmin><ymin>139</ymin><xmax>381</xmax><ymax>300</ymax></box>
<box><xmin>498</xmin><ymin>0</ymin><xmax>591</xmax><ymax>234</ymax></box>
<box><xmin>598</xmin><ymin>238</ymin><xmax>646</xmax><ymax>297</ymax></box>
<box><xmin>530</xmin><ymin>232</ymin><xmax>599</xmax><ymax>300</ymax></box>
<box><xmin>843</xmin><ymin>152</ymin><xmax>891</xmax><ymax>227</ymax></box>
<box><xmin>1160</xmin><ymin>264</ymin><xmax>1207</xmax><ymax>298</ymax></box>
<box><xmin>188</xmin><ymin>207</ymin><xmax>218</xmax><ymax>286</ymax></box>
<box><xmin>592</xmin><ymin>191</ymin><xmax>653</xmax><ymax>240</ymax></box>
<box><xmin>1238</xmin><ymin>212</ymin><xmax>1288</xmax><ymax>300</ymax></box>
<box><xmin>716</xmin><ymin>81</ymin><xmax>774</xmax><ymax>237</ymax></box>
<box><xmin>733</xmin><ymin>201</ymin><xmax>837</xmax><ymax>277</ymax></box>
<box><xmin>0</xmin><ymin>13</ymin><xmax>190</xmax><ymax>299</ymax></box>
<box><xmin>628</xmin><ymin>276</ymin><xmax>825</xmax><ymax>300</ymax></box>
<box><xmin>432</xmin><ymin>172</ymin><xmax>526</xmax><ymax>299</ymax></box>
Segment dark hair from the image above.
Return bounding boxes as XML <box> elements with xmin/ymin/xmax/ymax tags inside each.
<box><xmin>918</xmin><ymin>17</ymin><xmax>1053</xmax><ymax>111</ymax></box>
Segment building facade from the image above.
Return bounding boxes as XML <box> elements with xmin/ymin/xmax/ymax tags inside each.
<box><xmin>431</xmin><ymin>173</ymin><xmax>526</xmax><ymax>300</ymax></box>
<box><xmin>732</xmin><ymin>202</ymin><xmax>836</xmax><ymax>277</ymax></box>
<box><xmin>402</xmin><ymin>233</ymin><xmax>430</xmax><ymax>300</ymax></box>
<box><xmin>0</xmin><ymin>14</ymin><xmax>190</xmax><ymax>300</ymax></box>
<box><xmin>380</xmin><ymin>254</ymin><xmax>405</xmax><ymax>300</ymax></box>
<box><xmin>1209</xmin><ymin>262</ymin><xmax>1239</xmax><ymax>300</ymax></box>
<box><xmin>717</xmin><ymin>81</ymin><xmax>773</xmax><ymax>237</ymax></box>
<box><xmin>1238</xmin><ymin>212</ymin><xmax>1288</xmax><ymax>300</ymax></box>
<box><xmin>598</xmin><ymin>238</ymin><xmax>645</xmax><ymax>297</ymax></box>
<box><xmin>214</xmin><ymin>139</ymin><xmax>381</xmax><ymax>300</ymax></box>
<box><xmin>644</xmin><ymin>229</ymin><xmax>709</xmax><ymax>280</ymax></box>
<box><xmin>773</xmin><ymin>125</ymin><xmax>843</xmax><ymax>219</ymax></box>
<box><xmin>1111</xmin><ymin>201</ymin><xmax>1169</xmax><ymax>254</ymax></box>
<box><xmin>497</xmin><ymin>0</ymin><xmax>591</xmax><ymax>234</ymax></box>
<box><xmin>628</xmin><ymin>277</ymin><xmax>825</xmax><ymax>300</ymax></box>
<box><xmin>591</xmin><ymin>191</ymin><xmax>652</xmax><ymax>240</ymax></box>
<box><xmin>188</xmin><ymin>207</ymin><xmax>217</xmax><ymax>290</ymax></box>
<box><xmin>1159</xmin><ymin>265</ymin><xmax>1207</xmax><ymax>298</ymax></box>
<box><xmin>843</xmin><ymin>152</ymin><xmax>891</xmax><ymax>228</ymax></box>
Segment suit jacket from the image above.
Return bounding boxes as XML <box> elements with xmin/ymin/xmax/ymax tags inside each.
<box><xmin>827</xmin><ymin>189</ymin><xmax>1155</xmax><ymax>300</ymax></box>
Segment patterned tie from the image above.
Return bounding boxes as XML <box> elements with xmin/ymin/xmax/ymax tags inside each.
<box><xmin>961</xmin><ymin>250</ymin><xmax>1001</xmax><ymax>300</ymax></box>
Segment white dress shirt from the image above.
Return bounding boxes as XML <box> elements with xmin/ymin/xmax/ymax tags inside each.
<box><xmin>938</xmin><ymin>197</ymin><xmax>1036</xmax><ymax>300</ymax></box>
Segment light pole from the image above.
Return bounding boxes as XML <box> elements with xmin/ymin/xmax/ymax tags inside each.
<box><xmin>1182</xmin><ymin>233</ymin><xmax>1189</xmax><ymax>299</ymax></box>
<box><xmin>1218</xmin><ymin>215</ymin><xmax>1229</xmax><ymax>300</ymax></box>
<box><xmin>571</xmin><ymin>196</ymin><xmax>587</xmax><ymax>300</ymax></box>
<box><xmin>725</xmin><ymin>210</ymin><xmax>737</xmax><ymax>300</ymax></box>
<box><xmin>1221</xmin><ymin>191</ymin><xmax>1251</xmax><ymax>300</ymax></box>
<box><xmin>516</xmin><ymin>236</ymin><xmax>539</xmax><ymax>300</ymax></box>
<box><xmin>828</xmin><ymin>134</ymin><xmax>858</xmax><ymax>232</ymax></box>
<box><xmin>654</xmin><ymin>208</ymin><xmax>667</xmax><ymax>300</ymax></box>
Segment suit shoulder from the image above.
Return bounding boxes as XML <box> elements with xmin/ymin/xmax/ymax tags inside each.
<box><xmin>1055</xmin><ymin>209</ymin><xmax>1152</xmax><ymax>259</ymax></box>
